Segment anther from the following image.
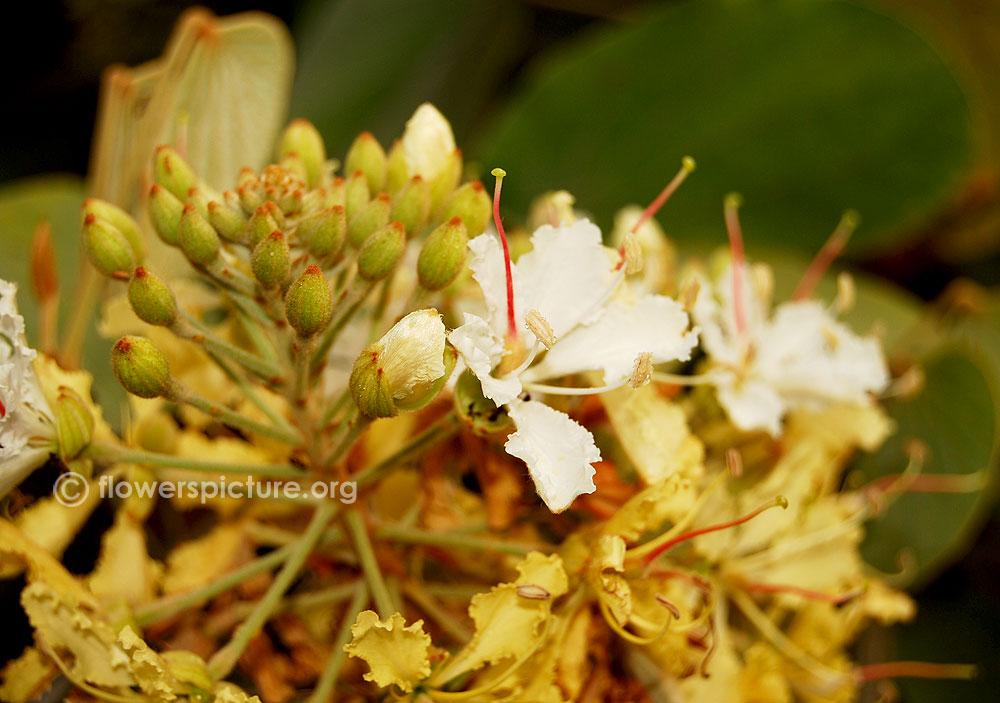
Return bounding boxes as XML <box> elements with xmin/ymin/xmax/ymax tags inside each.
<box><xmin>835</xmin><ymin>271</ymin><xmax>856</xmax><ymax>314</ymax></box>
<box><xmin>725</xmin><ymin>448</ymin><xmax>743</xmax><ymax>478</ymax></box>
<box><xmin>516</xmin><ymin>583</ymin><xmax>551</xmax><ymax>600</ymax></box>
<box><xmin>680</xmin><ymin>278</ymin><xmax>701</xmax><ymax>313</ymax></box>
<box><xmin>629</xmin><ymin>352</ymin><xmax>654</xmax><ymax>389</ymax></box>
<box><xmin>621</xmin><ymin>232</ymin><xmax>643</xmax><ymax>275</ymax></box>
<box><xmin>655</xmin><ymin>594</ymin><xmax>681</xmax><ymax>619</ymax></box>
<box><xmin>524</xmin><ymin>310</ymin><xmax>556</xmax><ymax>349</ymax></box>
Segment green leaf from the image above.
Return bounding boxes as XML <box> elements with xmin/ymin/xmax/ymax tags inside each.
<box><xmin>478</xmin><ymin>0</ymin><xmax>972</xmax><ymax>253</ymax></box>
<box><xmin>0</xmin><ymin>176</ymin><xmax>125</xmax><ymax>429</ymax></box>
<box><xmin>290</xmin><ymin>0</ymin><xmax>528</xmax><ymax>157</ymax></box>
<box><xmin>855</xmin><ymin>332</ymin><xmax>1000</xmax><ymax>587</ymax></box>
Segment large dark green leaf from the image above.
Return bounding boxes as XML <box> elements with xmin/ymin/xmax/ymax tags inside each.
<box><xmin>290</xmin><ymin>0</ymin><xmax>528</xmax><ymax>158</ymax></box>
<box><xmin>478</xmin><ymin>0</ymin><xmax>972</xmax><ymax>254</ymax></box>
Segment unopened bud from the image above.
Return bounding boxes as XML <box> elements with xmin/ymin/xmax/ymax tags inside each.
<box><xmin>237</xmin><ymin>167</ymin><xmax>257</xmax><ymax>189</ymax></box>
<box><xmin>417</xmin><ymin>217</ymin><xmax>467</xmax><ymax>291</ymax></box>
<box><xmin>345</xmin><ymin>131</ymin><xmax>387</xmax><ymax>194</ymax></box>
<box><xmin>442</xmin><ymin>181</ymin><xmax>491</xmax><ymax>237</ymax></box>
<box><xmin>249</xmin><ymin>203</ymin><xmax>281</xmax><ymax>247</ymax></box>
<box><xmin>525</xmin><ymin>310</ymin><xmax>556</xmax><ymax>349</ymax></box>
<box><xmin>207</xmin><ymin>198</ymin><xmax>248</xmax><ymax>244</ymax></box>
<box><xmin>154</xmin><ymin>145</ymin><xmax>199</xmax><ymax>201</ymax></box>
<box><xmin>385</xmin><ymin>139</ymin><xmax>408</xmax><ymax>195</ymax></box>
<box><xmin>112</xmin><ymin>335</ymin><xmax>171</xmax><ymax>398</ymax></box>
<box><xmin>239</xmin><ymin>185</ymin><xmax>264</xmax><ymax>214</ymax></box>
<box><xmin>185</xmin><ymin>188</ymin><xmax>211</xmax><ymax>221</ymax></box>
<box><xmin>299</xmin><ymin>207</ymin><xmax>347</xmax><ymax>263</ymax></box>
<box><xmin>284</xmin><ymin>265</ymin><xmax>332</xmax><ymax>337</ymax></box>
<box><xmin>251</xmin><ymin>231</ymin><xmax>291</xmax><ymax>288</ymax></box>
<box><xmin>348</xmin><ymin>193</ymin><xmax>391</xmax><ymax>248</ymax></box>
<box><xmin>82</xmin><ymin>199</ymin><xmax>144</xmax><ymax>263</ymax></box>
<box><xmin>345</xmin><ymin>170</ymin><xmax>371</xmax><ymax>224</ymax></box>
<box><xmin>280</xmin><ymin>152</ymin><xmax>309</xmax><ymax>184</ymax></box>
<box><xmin>391</xmin><ymin>176</ymin><xmax>431</xmax><ymax>236</ymax></box>
<box><xmin>178</xmin><ymin>205</ymin><xmax>220</xmax><ymax>266</ymax></box>
<box><xmin>128</xmin><ymin>267</ymin><xmax>178</xmax><ymax>326</ymax></box>
<box><xmin>82</xmin><ymin>214</ymin><xmax>134</xmax><ymax>278</ymax></box>
<box><xmin>30</xmin><ymin>219</ymin><xmax>58</xmax><ymax>302</ymax></box>
<box><xmin>149</xmin><ymin>184</ymin><xmax>184</xmax><ymax>246</ymax></box>
<box><xmin>429</xmin><ymin>149</ymin><xmax>462</xmax><ymax>217</ymax></box>
<box><xmin>349</xmin><ymin>309</ymin><xmax>447</xmax><ymax>417</ymax></box>
<box><xmin>54</xmin><ymin>386</ymin><xmax>94</xmax><ymax>460</ymax></box>
<box><xmin>324</xmin><ymin>177</ymin><xmax>346</xmax><ymax>208</ymax></box>
<box><xmin>400</xmin><ymin>104</ymin><xmax>460</xmax><ymax>214</ymax></box>
<box><xmin>357</xmin><ymin>222</ymin><xmax>406</xmax><ymax>281</ymax></box>
<box><xmin>279</xmin><ymin>119</ymin><xmax>327</xmax><ymax>188</ymax></box>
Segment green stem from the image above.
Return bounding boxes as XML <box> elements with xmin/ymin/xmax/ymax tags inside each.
<box><xmin>208</xmin><ymin>500</ymin><xmax>339</xmax><ymax>680</ymax></box>
<box><xmin>236</xmin><ymin>308</ymin><xmax>280</xmax><ymax>365</ymax></box>
<box><xmin>307</xmin><ymin>581</ymin><xmax>369</xmax><ymax>703</ymax></box>
<box><xmin>311</xmin><ymin>281</ymin><xmax>373</xmax><ymax>373</ymax></box>
<box><xmin>169</xmin><ymin>382</ymin><xmax>304</xmax><ymax>446</ymax></box>
<box><xmin>374</xmin><ymin>525</ymin><xmax>542</xmax><ymax>556</ymax></box>
<box><xmin>319</xmin><ymin>385</ymin><xmax>353</xmax><ymax>429</ymax></box>
<box><xmin>402</xmin><ymin>581</ymin><xmax>472</xmax><ymax>643</ymax></box>
<box><xmin>321</xmin><ymin>413</ymin><xmax>371</xmax><ymax>468</ymax></box>
<box><xmin>344</xmin><ymin>509</ymin><xmax>394</xmax><ymax>617</ymax></box>
<box><xmin>352</xmin><ymin>413</ymin><xmax>458</xmax><ymax>487</ymax></box>
<box><xmin>204</xmin><ymin>348</ymin><xmax>297</xmax><ymax>436</ymax></box>
<box><xmin>176</xmin><ymin>314</ymin><xmax>284</xmax><ymax>382</ymax></box>
<box><xmin>133</xmin><ymin>544</ymin><xmax>294</xmax><ymax>626</ymax></box>
<box><xmin>85</xmin><ymin>442</ymin><xmax>304</xmax><ymax>478</ymax></box>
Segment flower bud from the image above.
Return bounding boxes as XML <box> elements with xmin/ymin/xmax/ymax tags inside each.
<box><xmin>345</xmin><ymin>170</ymin><xmax>370</xmax><ymax>224</ymax></box>
<box><xmin>128</xmin><ymin>267</ymin><xmax>178</xmax><ymax>326</ymax></box>
<box><xmin>349</xmin><ymin>308</ymin><xmax>447</xmax><ymax>418</ymax></box>
<box><xmin>279</xmin><ymin>119</ymin><xmax>326</xmax><ymax>188</ymax></box>
<box><xmin>429</xmin><ymin>148</ymin><xmax>462</xmax><ymax>217</ymax></box>
<box><xmin>82</xmin><ymin>214</ymin><xmax>134</xmax><ymax>278</ymax></box>
<box><xmin>323</xmin><ymin>177</ymin><xmax>346</xmax><ymax>208</ymax></box>
<box><xmin>54</xmin><ymin>386</ymin><xmax>94</xmax><ymax>461</ymax></box>
<box><xmin>357</xmin><ymin>222</ymin><xmax>405</xmax><ymax>281</ymax></box>
<box><xmin>391</xmin><ymin>176</ymin><xmax>431</xmax><ymax>236</ymax></box>
<box><xmin>385</xmin><ymin>139</ymin><xmax>408</xmax><ymax>195</ymax></box>
<box><xmin>112</xmin><ymin>335</ymin><xmax>171</xmax><ymax>398</ymax></box>
<box><xmin>345</xmin><ymin>131</ymin><xmax>387</xmax><ymax>194</ymax></box>
<box><xmin>280</xmin><ymin>152</ymin><xmax>309</xmax><ymax>184</ymax></box>
<box><xmin>185</xmin><ymin>187</ymin><xmax>211</xmax><ymax>221</ymax></box>
<box><xmin>400</xmin><ymin>104</ymin><xmax>461</xmax><ymax>215</ymax></box>
<box><xmin>149</xmin><ymin>184</ymin><xmax>184</xmax><ymax>246</ymax></box>
<box><xmin>154</xmin><ymin>145</ymin><xmax>199</xmax><ymax>201</ymax></box>
<box><xmin>237</xmin><ymin>167</ymin><xmax>257</xmax><ymax>189</ymax></box>
<box><xmin>239</xmin><ymin>185</ymin><xmax>264</xmax><ymax>215</ymax></box>
<box><xmin>82</xmin><ymin>198</ymin><xmax>145</xmax><ymax>262</ymax></box>
<box><xmin>207</xmin><ymin>198</ymin><xmax>248</xmax><ymax>244</ymax></box>
<box><xmin>418</xmin><ymin>217</ymin><xmax>467</xmax><ymax>291</ymax></box>
<box><xmin>284</xmin><ymin>265</ymin><xmax>332</xmax><ymax>337</ymax></box>
<box><xmin>298</xmin><ymin>207</ymin><xmax>347</xmax><ymax>263</ymax></box>
<box><xmin>348</xmin><ymin>193</ymin><xmax>391</xmax><ymax>249</ymax></box>
<box><xmin>251</xmin><ymin>231</ymin><xmax>291</xmax><ymax>288</ymax></box>
<box><xmin>249</xmin><ymin>203</ymin><xmax>281</xmax><ymax>247</ymax></box>
<box><xmin>441</xmin><ymin>181</ymin><xmax>491</xmax><ymax>237</ymax></box>
<box><xmin>178</xmin><ymin>204</ymin><xmax>220</xmax><ymax>265</ymax></box>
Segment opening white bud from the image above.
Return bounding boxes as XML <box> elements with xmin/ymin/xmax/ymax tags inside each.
<box><xmin>628</xmin><ymin>352</ymin><xmax>654</xmax><ymax>389</ymax></box>
<box><xmin>524</xmin><ymin>310</ymin><xmax>556</xmax><ymax>349</ymax></box>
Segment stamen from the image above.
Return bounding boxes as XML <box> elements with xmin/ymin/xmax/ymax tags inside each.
<box><xmin>516</xmin><ymin>583</ymin><xmax>551</xmax><ymax>600</ymax></box>
<box><xmin>524</xmin><ymin>310</ymin><xmax>556</xmax><ymax>349</ymax></box>
<box><xmin>793</xmin><ymin>209</ymin><xmax>860</xmax><ymax>301</ymax></box>
<box><xmin>855</xmin><ymin>661</ymin><xmax>977</xmax><ymax>684</ymax></box>
<box><xmin>629</xmin><ymin>352</ymin><xmax>654</xmax><ymax>388</ymax></box>
<box><xmin>640</xmin><ymin>495</ymin><xmax>788</xmax><ymax>564</ymax></box>
<box><xmin>621</xmin><ymin>232</ymin><xmax>643</xmax><ymax>275</ymax></box>
<box><xmin>491</xmin><ymin>168</ymin><xmax>518</xmax><ymax>338</ymax></box>
<box><xmin>723</xmin><ymin>193</ymin><xmax>748</xmax><ymax>336</ymax></box>
<box><xmin>655</xmin><ymin>594</ymin><xmax>682</xmax><ymax>619</ymax></box>
<box><xmin>881</xmin><ymin>365</ymin><xmax>924</xmax><ymax>400</ymax></box>
<box><xmin>725</xmin><ymin>448</ymin><xmax>743</xmax><ymax>478</ymax></box>
<box><xmin>741</xmin><ymin>580</ymin><xmax>863</xmax><ymax>605</ymax></box>
<box><xmin>835</xmin><ymin>271</ymin><xmax>855</xmax><ymax>314</ymax></box>
<box><xmin>680</xmin><ymin>277</ymin><xmax>701</xmax><ymax>313</ymax></box>
<box><xmin>651</xmin><ymin>371</ymin><xmax>720</xmax><ymax>387</ymax></box>
<box><xmin>521</xmin><ymin>381</ymin><xmax>627</xmax><ymax>396</ymax></box>
<box><xmin>630</xmin><ymin>156</ymin><xmax>696</xmax><ymax>236</ymax></box>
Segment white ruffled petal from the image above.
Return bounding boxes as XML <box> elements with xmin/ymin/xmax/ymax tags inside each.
<box><xmin>717</xmin><ymin>378</ymin><xmax>786</xmax><ymax>436</ymax></box>
<box><xmin>467</xmin><ymin>233</ymin><xmax>520</xmax><ymax>338</ymax></box>
<box><xmin>505</xmin><ymin>399</ymin><xmax>599</xmax><ymax>512</ymax></box>
<box><xmin>447</xmin><ymin>313</ymin><xmax>521</xmax><ymax>406</ymax></box>
<box><xmin>522</xmin><ymin>295</ymin><xmax>698</xmax><ymax>385</ymax></box>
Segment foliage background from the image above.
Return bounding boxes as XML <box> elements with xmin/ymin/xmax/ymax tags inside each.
<box><xmin>1</xmin><ymin>1</ymin><xmax>999</xmax><ymax>701</ymax></box>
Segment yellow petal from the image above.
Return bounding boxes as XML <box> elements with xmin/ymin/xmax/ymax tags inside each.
<box><xmin>343</xmin><ymin>610</ymin><xmax>432</xmax><ymax>692</ymax></box>
<box><xmin>117</xmin><ymin>625</ymin><xmax>179</xmax><ymax>701</ymax></box>
<box><xmin>162</xmin><ymin>523</ymin><xmax>246</xmax><ymax>595</ymax></box>
<box><xmin>0</xmin><ymin>647</ymin><xmax>56</xmax><ymax>703</ymax></box>
<box><xmin>89</xmin><ymin>512</ymin><xmax>162</xmax><ymax>606</ymax></box>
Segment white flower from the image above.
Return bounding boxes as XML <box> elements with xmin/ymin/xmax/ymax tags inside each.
<box><xmin>376</xmin><ymin>308</ymin><xmax>447</xmax><ymax>409</ymax></box>
<box><xmin>1</xmin><ymin>279</ymin><xmax>56</xmax><ymax>497</ymax></box>
<box><xmin>449</xmin><ymin>219</ymin><xmax>697</xmax><ymax>511</ymax></box>
<box><xmin>401</xmin><ymin>103</ymin><xmax>456</xmax><ymax>184</ymax></box>
<box><xmin>691</xmin><ymin>263</ymin><xmax>889</xmax><ymax>435</ymax></box>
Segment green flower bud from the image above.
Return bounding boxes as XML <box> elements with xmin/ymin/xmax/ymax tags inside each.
<box><xmin>178</xmin><ymin>204</ymin><xmax>220</xmax><ymax>265</ymax></box>
<box><xmin>54</xmin><ymin>386</ymin><xmax>94</xmax><ymax>461</ymax></box>
<box><xmin>239</xmin><ymin>185</ymin><xmax>264</xmax><ymax>215</ymax></box>
<box><xmin>154</xmin><ymin>145</ymin><xmax>199</xmax><ymax>201</ymax></box>
<box><xmin>454</xmin><ymin>369</ymin><xmax>512</xmax><ymax>437</ymax></box>
<box><xmin>348</xmin><ymin>193</ymin><xmax>391</xmax><ymax>249</ymax></box>
<box><xmin>207</xmin><ymin>198</ymin><xmax>248</xmax><ymax>244</ymax></box>
<box><xmin>357</xmin><ymin>222</ymin><xmax>405</xmax><ymax>281</ymax></box>
<box><xmin>112</xmin><ymin>335</ymin><xmax>171</xmax><ymax>399</ymax></box>
<box><xmin>298</xmin><ymin>206</ymin><xmax>347</xmax><ymax>263</ymax></box>
<box><xmin>82</xmin><ymin>214</ymin><xmax>134</xmax><ymax>278</ymax></box>
<box><xmin>249</xmin><ymin>203</ymin><xmax>281</xmax><ymax>247</ymax></box>
<box><xmin>418</xmin><ymin>217</ymin><xmax>468</xmax><ymax>291</ymax></box>
<box><xmin>284</xmin><ymin>265</ymin><xmax>332</xmax><ymax>337</ymax></box>
<box><xmin>428</xmin><ymin>148</ymin><xmax>462</xmax><ymax>217</ymax></box>
<box><xmin>237</xmin><ymin>167</ymin><xmax>257</xmax><ymax>190</ymax></box>
<box><xmin>385</xmin><ymin>139</ymin><xmax>408</xmax><ymax>196</ymax></box>
<box><xmin>279</xmin><ymin>119</ymin><xmax>326</xmax><ymax>188</ymax></box>
<box><xmin>442</xmin><ymin>181</ymin><xmax>491</xmax><ymax>237</ymax></box>
<box><xmin>349</xmin><ymin>308</ymin><xmax>448</xmax><ymax>418</ymax></box>
<box><xmin>82</xmin><ymin>198</ymin><xmax>145</xmax><ymax>262</ymax></box>
<box><xmin>251</xmin><ymin>231</ymin><xmax>291</xmax><ymax>288</ymax></box>
<box><xmin>185</xmin><ymin>187</ymin><xmax>210</xmax><ymax>221</ymax></box>
<box><xmin>128</xmin><ymin>267</ymin><xmax>178</xmax><ymax>326</ymax></box>
<box><xmin>344</xmin><ymin>170</ymin><xmax>370</xmax><ymax>224</ymax></box>
<box><xmin>323</xmin><ymin>177</ymin><xmax>346</xmax><ymax>209</ymax></box>
<box><xmin>149</xmin><ymin>184</ymin><xmax>184</xmax><ymax>246</ymax></box>
<box><xmin>345</xmin><ymin>131</ymin><xmax>387</xmax><ymax>194</ymax></box>
<box><xmin>391</xmin><ymin>176</ymin><xmax>431</xmax><ymax>237</ymax></box>
<box><xmin>279</xmin><ymin>152</ymin><xmax>309</xmax><ymax>184</ymax></box>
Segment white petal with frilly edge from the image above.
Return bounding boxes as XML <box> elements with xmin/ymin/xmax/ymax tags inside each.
<box><xmin>448</xmin><ymin>313</ymin><xmax>521</xmax><ymax>406</ymax></box>
<box><xmin>505</xmin><ymin>398</ymin><xmax>599</xmax><ymax>512</ymax></box>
